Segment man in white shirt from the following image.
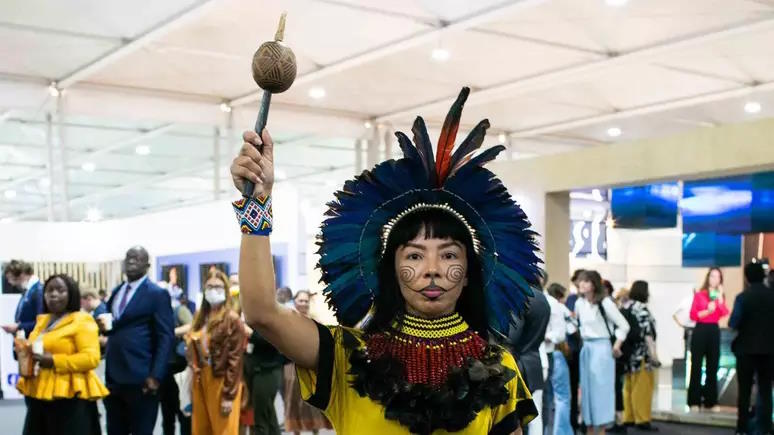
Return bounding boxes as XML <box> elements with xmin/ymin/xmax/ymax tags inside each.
<box><xmin>673</xmin><ymin>290</ymin><xmax>696</xmax><ymax>356</ymax></box>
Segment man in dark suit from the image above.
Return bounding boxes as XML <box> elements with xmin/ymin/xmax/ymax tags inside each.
<box><xmin>100</xmin><ymin>246</ymin><xmax>174</xmax><ymax>435</ymax></box>
<box><xmin>2</xmin><ymin>259</ymin><xmax>43</xmax><ymax>338</ymax></box>
<box><xmin>730</xmin><ymin>262</ymin><xmax>774</xmax><ymax>435</ymax></box>
<box><xmin>507</xmin><ymin>285</ymin><xmax>550</xmax><ymax>435</ymax></box>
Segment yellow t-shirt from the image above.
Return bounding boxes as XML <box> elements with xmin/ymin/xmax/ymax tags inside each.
<box><xmin>297</xmin><ymin>322</ymin><xmax>536</xmax><ymax>434</ymax></box>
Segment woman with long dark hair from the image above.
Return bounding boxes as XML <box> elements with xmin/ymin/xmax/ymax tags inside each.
<box><xmin>231</xmin><ymin>87</ymin><xmax>541</xmax><ymax>434</ymax></box>
<box><xmin>16</xmin><ymin>274</ymin><xmax>108</xmax><ymax>435</ymax></box>
<box><xmin>186</xmin><ymin>270</ymin><xmax>246</xmax><ymax>434</ymax></box>
<box><xmin>688</xmin><ymin>267</ymin><xmax>728</xmax><ymax>412</ymax></box>
<box><xmin>574</xmin><ymin>271</ymin><xmax>629</xmax><ymax>435</ymax></box>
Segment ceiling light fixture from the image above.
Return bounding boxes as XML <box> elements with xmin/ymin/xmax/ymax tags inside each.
<box><xmin>497</xmin><ymin>133</ymin><xmax>508</xmax><ymax>143</ymax></box>
<box><xmin>607</xmin><ymin>127</ymin><xmax>622</xmax><ymax>137</ymax></box>
<box><xmin>308</xmin><ymin>87</ymin><xmax>326</xmax><ymax>99</ymax></box>
<box><xmin>219</xmin><ymin>103</ymin><xmax>232</xmax><ymax>113</ymax></box>
<box><xmin>135</xmin><ymin>145</ymin><xmax>151</xmax><ymax>156</ymax></box>
<box><xmin>364</xmin><ymin>121</ymin><xmax>373</xmax><ymax>129</ymax></box>
<box><xmin>81</xmin><ymin>162</ymin><xmax>96</xmax><ymax>172</ymax></box>
<box><xmin>744</xmin><ymin>101</ymin><xmax>762</xmax><ymax>114</ymax></box>
<box><xmin>431</xmin><ymin>48</ymin><xmax>450</xmax><ymax>62</ymax></box>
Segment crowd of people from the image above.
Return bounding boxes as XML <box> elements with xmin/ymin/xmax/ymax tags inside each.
<box><xmin>5</xmin><ymin>254</ymin><xmax>774</xmax><ymax>435</ymax></box>
<box><xmin>2</xmin><ymin>255</ymin><xmax>333</xmax><ymax>435</ymax></box>
<box><xmin>509</xmin><ymin>269</ymin><xmax>660</xmax><ymax>435</ymax></box>
<box><xmin>3</xmin><ymin>88</ymin><xmax>774</xmax><ymax>435</ymax></box>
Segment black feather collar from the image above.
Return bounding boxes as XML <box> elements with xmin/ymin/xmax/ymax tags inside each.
<box><xmin>342</xmin><ymin>327</ymin><xmax>515</xmax><ymax>434</ymax></box>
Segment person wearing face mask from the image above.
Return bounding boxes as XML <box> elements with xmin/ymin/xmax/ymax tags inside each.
<box><xmin>283</xmin><ymin>291</ymin><xmax>332</xmax><ymax>435</ymax></box>
<box><xmin>16</xmin><ymin>274</ymin><xmax>109</xmax><ymax>435</ymax></box>
<box><xmin>232</xmin><ymin>88</ymin><xmax>539</xmax><ymax>434</ymax></box>
<box><xmin>186</xmin><ymin>270</ymin><xmax>246</xmax><ymax>435</ymax></box>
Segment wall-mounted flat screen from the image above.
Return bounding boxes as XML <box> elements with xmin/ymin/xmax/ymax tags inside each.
<box><xmin>611</xmin><ymin>183</ymin><xmax>680</xmax><ymax>229</ymax></box>
<box><xmin>682</xmin><ymin>232</ymin><xmax>741</xmax><ymax>267</ymax></box>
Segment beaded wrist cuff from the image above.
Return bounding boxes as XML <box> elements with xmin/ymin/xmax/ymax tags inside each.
<box><xmin>232</xmin><ymin>196</ymin><xmax>273</xmax><ymax>236</ymax></box>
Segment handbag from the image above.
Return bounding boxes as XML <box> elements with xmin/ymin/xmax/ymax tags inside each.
<box><xmin>174</xmin><ymin>367</ymin><xmax>193</xmax><ymax>417</ymax></box>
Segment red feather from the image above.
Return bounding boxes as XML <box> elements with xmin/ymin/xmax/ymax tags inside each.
<box><xmin>436</xmin><ymin>87</ymin><xmax>470</xmax><ymax>185</ymax></box>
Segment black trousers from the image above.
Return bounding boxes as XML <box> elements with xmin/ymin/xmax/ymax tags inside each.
<box><xmin>159</xmin><ymin>364</ymin><xmax>191</xmax><ymax>435</ymax></box>
<box><xmin>569</xmin><ymin>348</ymin><xmax>581</xmax><ymax>428</ymax></box>
<box><xmin>736</xmin><ymin>353</ymin><xmax>774</xmax><ymax>433</ymax></box>
<box><xmin>688</xmin><ymin>323</ymin><xmax>720</xmax><ymax>407</ymax></box>
<box><xmin>615</xmin><ymin>358</ymin><xmax>625</xmax><ymax>412</ymax></box>
<box><xmin>247</xmin><ymin>367</ymin><xmax>283</xmax><ymax>435</ymax></box>
<box><xmin>104</xmin><ymin>384</ymin><xmax>160</xmax><ymax>435</ymax></box>
<box><xmin>23</xmin><ymin>397</ymin><xmax>101</xmax><ymax>435</ymax></box>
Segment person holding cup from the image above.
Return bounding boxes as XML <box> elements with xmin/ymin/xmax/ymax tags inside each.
<box><xmin>16</xmin><ymin>273</ymin><xmax>109</xmax><ymax>435</ymax></box>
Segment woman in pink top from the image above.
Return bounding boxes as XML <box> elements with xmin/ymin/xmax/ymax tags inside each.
<box><xmin>687</xmin><ymin>267</ymin><xmax>729</xmax><ymax>412</ymax></box>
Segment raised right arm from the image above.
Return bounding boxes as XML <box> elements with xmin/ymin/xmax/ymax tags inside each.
<box><xmin>232</xmin><ymin>130</ymin><xmax>320</xmax><ymax>370</ymax></box>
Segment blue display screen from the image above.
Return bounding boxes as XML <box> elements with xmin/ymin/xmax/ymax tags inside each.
<box><xmin>682</xmin><ymin>232</ymin><xmax>742</xmax><ymax>267</ymax></box>
<box><xmin>751</xmin><ymin>171</ymin><xmax>774</xmax><ymax>233</ymax></box>
<box><xmin>611</xmin><ymin>183</ymin><xmax>680</xmax><ymax>229</ymax></box>
<box><xmin>682</xmin><ymin>175</ymin><xmax>752</xmax><ymax>233</ymax></box>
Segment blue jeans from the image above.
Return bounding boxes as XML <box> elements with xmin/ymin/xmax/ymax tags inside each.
<box><xmin>551</xmin><ymin>351</ymin><xmax>574</xmax><ymax>435</ymax></box>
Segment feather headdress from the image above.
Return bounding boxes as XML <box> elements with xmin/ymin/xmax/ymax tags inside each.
<box><xmin>317</xmin><ymin>87</ymin><xmax>542</xmax><ymax>336</ymax></box>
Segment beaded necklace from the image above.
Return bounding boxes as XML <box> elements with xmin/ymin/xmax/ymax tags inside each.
<box><xmin>364</xmin><ymin>312</ymin><xmax>487</xmax><ymax>388</ymax></box>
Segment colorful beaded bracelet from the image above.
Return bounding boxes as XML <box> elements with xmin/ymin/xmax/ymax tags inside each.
<box><xmin>232</xmin><ymin>195</ymin><xmax>273</xmax><ymax>236</ymax></box>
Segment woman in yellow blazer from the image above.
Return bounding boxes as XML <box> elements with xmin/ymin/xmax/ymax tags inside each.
<box><xmin>16</xmin><ymin>274</ymin><xmax>109</xmax><ymax>435</ymax></box>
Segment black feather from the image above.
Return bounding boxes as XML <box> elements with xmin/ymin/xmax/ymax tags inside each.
<box><xmin>448</xmin><ymin>119</ymin><xmax>490</xmax><ymax>176</ymax></box>
<box><xmin>411</xmin><ymin>116</ymin><xmax>437</xmax><ymax>187</ymax></box>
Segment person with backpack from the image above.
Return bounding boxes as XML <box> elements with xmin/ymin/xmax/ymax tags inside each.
<box><xmin>621</xmin><ymin>281</ymin><xmax>659</xmax><ymax>431</ymax></box>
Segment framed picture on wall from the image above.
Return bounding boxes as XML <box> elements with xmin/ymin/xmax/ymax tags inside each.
<box><xmin>161</xmin><ymin>264</ymin><xmax>187</xmax><ymax>296</ymax></box>
<box><xmin>199</xmin><ymin>262</ymin><xmax>230</xmax><ymax>281</ymax></box>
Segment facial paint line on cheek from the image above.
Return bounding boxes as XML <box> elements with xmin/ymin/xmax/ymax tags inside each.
<box><xmin>445</xmin><ymin>264</ymin><xmax>465</xmax><ymax>284</ymax></box>
<box><xmin>399</xmin><ymin>266</ymin><xmax>416</xmax><ymax>284</ymax></box>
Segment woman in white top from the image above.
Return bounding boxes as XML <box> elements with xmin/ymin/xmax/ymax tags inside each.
<box><xmin>574</xmin><ymin>270</ymin><xmax>630</xmax><ymax>435</ymax></box>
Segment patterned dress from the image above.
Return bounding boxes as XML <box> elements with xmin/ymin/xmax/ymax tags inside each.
<box><xmin>624</xmin><ymin>301</ymin><xmax>656</xmax><ymax>373</ymax></box>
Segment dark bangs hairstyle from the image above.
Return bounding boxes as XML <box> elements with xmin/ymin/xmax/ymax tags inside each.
<box><xmin>42</xmin><ymin>274</ymin><xmax>82</xmax><ymax>313</ymax></box>
<box><xmin>578</xmin><ymin>270</ymin><xmax>606</xmax><ymax>304</ymax></box>
<box><xmin>366</xmin><ymin>208</ymin><xmax>487</xmax><ymax>339</ymax></box>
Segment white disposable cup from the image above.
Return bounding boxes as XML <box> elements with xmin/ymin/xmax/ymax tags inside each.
<box><xmin>32</xmin><ymin>339</ymin><xmax>43</xmax><ymax>355</ymax></box>
<box><xmin>97</xmin><ymin>313</ymin><xmax>113</xmax><ymax>331</ymax></box>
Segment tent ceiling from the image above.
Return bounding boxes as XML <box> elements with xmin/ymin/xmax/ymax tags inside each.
<box><xmin>1</xmin><ymin>0</ymin><xmax>773</xmax><ymax>221</ymax></box>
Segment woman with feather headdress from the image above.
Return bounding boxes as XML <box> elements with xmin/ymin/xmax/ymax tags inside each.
<box><xmin>230</xmin><ymin>88</ymin><xmax>542</xmax><ymax>435</ymax></box>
